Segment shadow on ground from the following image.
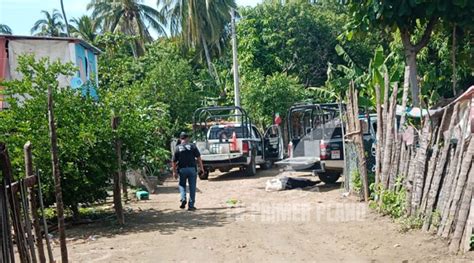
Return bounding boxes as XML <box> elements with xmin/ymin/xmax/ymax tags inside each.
<box><xmin>65</xmin><ymin>205</ymin><xmax>236</xmax><ymax>240</ymax></box>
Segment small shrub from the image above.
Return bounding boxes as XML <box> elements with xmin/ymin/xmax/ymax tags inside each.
<box><xmin>352</xmin><ymin>170</ymin><xmax>375</xmax><ymax>195</ymax></box>
<box><xmin>398</xmin><ymin>216</ymin><xmax>424</xmax><ymax>233</ymax></box>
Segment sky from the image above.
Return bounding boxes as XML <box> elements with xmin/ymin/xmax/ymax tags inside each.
<box><xmin>0</xmin><ymin>0</ymin><xmax>262</xmax><ymax>36</ymax></box>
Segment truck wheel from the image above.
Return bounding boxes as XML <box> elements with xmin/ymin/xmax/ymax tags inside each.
<box><xmin>318</xmin><ymin>172</ymin><xmax>340</xmax><ymax>184</ymax></box>
<box><xmin>199</xmin><ymin>169</ymin><xmax>209</xmax><ymax>180</ymax></box>
<box><xmin>260</xmin><ymin>160</ymin><xmax>273</xmax><ymax>170</ymax></box>
<box><xmin>244</xmin><ymin>157</ymin><xmax>257</xmax><ymax>176</ymax></box>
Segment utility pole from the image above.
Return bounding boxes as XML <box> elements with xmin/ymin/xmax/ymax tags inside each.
<box><xmin>231</xmin><ymin>8</ymin><xmax>240</xmax><ymax>108</ymax></box>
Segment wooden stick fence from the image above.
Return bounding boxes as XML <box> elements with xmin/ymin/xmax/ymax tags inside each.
<box><xmin>346</xmin><ymin>68</ymin><xmax>473</xmax><ymax>253</ymax></box>
<box><xmin>0</xmin><ymin>142</ymin><xmax>55</xmax><ymax>262</ymax></box>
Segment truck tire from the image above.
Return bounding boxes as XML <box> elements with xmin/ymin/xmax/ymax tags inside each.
<box><xmin>199</xmin><ymin>169</ymin><xmax>209</xmax><ymax>180</ymax></box>
<box><xmin>244</xmin><ymin>156</ymin><xmax>257</xmax><ymax>176</ymax></box>
<box><xmin>318</xmin><ymin>172</ymin><xmax>340</xmax><ymax>184</ymax></box>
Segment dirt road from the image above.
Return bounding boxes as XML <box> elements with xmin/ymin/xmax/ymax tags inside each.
<box><xmin>58</xmin><ymin>168</ymin><xmax>473</xmax><ymax>262</ymax></box>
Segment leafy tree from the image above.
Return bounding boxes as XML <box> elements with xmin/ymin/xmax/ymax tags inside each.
<box><xmin>0</xmin><ymin>56</ymin><xmax>113</xmax><ymax>217</ymax></box>
<box><xmin>237</xmin><ymin>2</ymin><xmax>353</xmax><ymax>88</ymax></box>
<box><xmin>241</xmin><ymin>71</ymin><xmax>307</xmax><ymax>127</ymax></box>
<box><xmin>0</xmin><ymin>24</ymin><xmax>12</xmax><ymax>35</ymax></box>
<box><xmin>159</xmin><ymin>0</ymin><xmax>236</xmax><ymax>79</ymax></box>
<box><xmin>31</xmin><ymin>9</ymin><xmax>66</xmax><ymax>37</ymax></box>
<box><xmin>347</xmin><ymin>0</ymin><xmax>474</xmax><ymax>106</ymax></box>
<box><xmin>69</xmin><ymin>15</ymin><xmax>99</xmax><ymax>43</ymax></box>
<box><xmin>87</xmin><ymin>0</ymin><xmax>166</xmax><ymax>56</ymax></box>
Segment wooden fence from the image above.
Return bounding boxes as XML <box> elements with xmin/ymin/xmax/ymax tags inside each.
<box><xmin>0</xmin><ymin>142</ymin><xmax>55</xmax><ymax>262</ymax></box>
<box><xmin>348</xmin><ymin>69</ymin><xmax>473</xmax><ymax>253</ymax></box>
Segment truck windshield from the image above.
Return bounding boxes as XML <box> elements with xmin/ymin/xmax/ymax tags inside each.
<box><xmin>208</xmin><ymin>126</ymin><xmax>247</xmax><ymax>140</ymax></box>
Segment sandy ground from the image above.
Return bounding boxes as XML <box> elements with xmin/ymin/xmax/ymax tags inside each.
<box><xmin>55</xmin><ymin>168</ymin><xmax>473</xmax><ymax>262</ymax></box>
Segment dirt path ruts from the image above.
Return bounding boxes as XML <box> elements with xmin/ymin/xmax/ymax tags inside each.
<box><xmin>57</xmin><ymin>168</ymin><xmax>473</xmax><ymax>262</ymax></box>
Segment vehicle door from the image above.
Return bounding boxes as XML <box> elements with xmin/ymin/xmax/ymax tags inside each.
<box><xmin>251</xmin><ymin>126</ymin><xmax>264</xmax><ymax>159</ymax></box>
<box><xmin>263</xmin><ymin>125</ymin><xmax>284</xmax><ymax>161</ymax></box>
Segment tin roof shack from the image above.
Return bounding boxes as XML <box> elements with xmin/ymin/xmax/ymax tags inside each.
<box><xmin>0</xmin><ymin>35</ymin><xmax>101</xmax><ymax>108</ymax></box>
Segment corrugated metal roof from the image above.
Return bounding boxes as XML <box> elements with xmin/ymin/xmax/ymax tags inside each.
<box><xmin>0</xmin><ymin>34</ymin><xmax>101</xmax><ymax>54</ymax></box>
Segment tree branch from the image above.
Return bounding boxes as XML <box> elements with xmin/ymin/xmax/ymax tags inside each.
<box><xmin>413</xmin><ymin>17</ymin><xmax>437</xmax><ymax>52</ymax></box>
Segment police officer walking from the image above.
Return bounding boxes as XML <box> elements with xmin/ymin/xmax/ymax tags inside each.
<box><xmin>172</xmin><ymin>132</ymin><xmax>204</xmax><ymax>211</ymax></box>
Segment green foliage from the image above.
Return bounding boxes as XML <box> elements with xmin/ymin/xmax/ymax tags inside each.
<box><xmin>0</xmin><ymin>55</ymin><xmax>113</xmax><ymax>210</ymax></box>
<box><xmin>398</xmin><ymin>216</ymin><xmax>424</xmax><ymax>233</ymax></box>
<box><xmin>347</xmin><ymin>0</ymin><xmax>474</xmax><ymax>33</ymax></box>
<box><xmin>0</xmin><ymin>24</ymin><xmax>12</xmax><ymax>34</ymax></box>
<box><xmin>31</xmin><ymin>9</ymin><xmax>66</xmax><ymax>36</ymax></box>
<box><xmin>238</xmin><ymin>2</ymin><xmax>347</xmax><ymax>87</ymax></box>
<box><xmin>370</xmin><ymin>181</ymin><xmax>406</xmax><ymax>219</ymax></box>
<box><xmin>351</xmin><ymin>170</ymin><xmax>375</xmax><ymax>194</ymax></box>
<box><xmin>241</xmin><ymin>71</ymin><xmax>306</xmax><ymax>127</ymax></box>
<box><xmin>87</xmin><ymin>0</ymin><xmax>167</xmax><ymax>55</ymax></box>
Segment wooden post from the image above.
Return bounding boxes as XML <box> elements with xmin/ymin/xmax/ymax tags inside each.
<box><xmin>24</xmin><ymin>142</ymin><xmax>46</xmax><ymax>263</ymax></box>
<box><xmin>420</xmin><ymin>109</ymin><xmax>446</xmax><ymax>214</ymax></box>
<box><xmin>19</xmin><ymin>180</ymin><xmax>37</xmax><ymax>263</ymax></box>
<box><xmin>399</xmin><ymin>66</ymin><xmax>410</xmax><ymax>129</ymax></box>
<box><xmin>47</xmin><ymin>85</ymin><xmax>68</xmax><ymax>263</ymax></box>
<box><xmin>449</xmin><ymin>165</ymin><xmax>473</xmax><ymax>252</ymax></box>
<box><xmin>444</xmin><ymin>138</ymin><xmax>473</xmax><ymax>237</ymax></box>
<box><xmin>440</xmin><ymin>116</ymin><xmax>469</xmax><ymax>238</ymax></box>
<box><xmin>346</xmin><ymin>82</ymin><xmax>369</xmax><ymax>201</ymax></box>
<box><xmin>112</xmin><ymin>116</ymin><xmax>125</xmax><ymax>225</ymax></box>
<box><xmin>374</xmin><ymin>84</ymin><xmax>382</xmax><ymax>187</ymax></box>
<box><xmin>381</xmin><ymin>82</ymin><xmax>398</xmax><ymax>189</ymax></box>
<box><xmin>0</xmin><ymin>145</ymin><xmax>14</xmax><ymax>263</ymax></box>
<box><xmin>36</xmin><ymin>170</ymin><xmax>54</xmax><ymax>263</ymax></box>
<box><xmin>0</xmin><ymin>143</ymin><xmax>29</xmax><ymax>262</ymax></box>
<box><xmin>410</xmin><ymin>114</ymin><xmax>432</xmax><ymax>216</ymax></box>
<box><xmin>423</xmin><ymin>104</ymin><xmax>458</xmax><ymax>231</ymax></box>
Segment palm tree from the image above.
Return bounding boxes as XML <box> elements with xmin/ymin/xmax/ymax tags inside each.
<box><xmin>159</xmin><ymin>0</ymin><xmax>236</xmax><ymax>79</ymax></box>
<box><xmin>0</xmin><ymin>24</ymin><xmax>12</xmax><ymax>35</ymax></box>
<box><xmin>69</xmin><ymin>16</ymin><xmax>99</xmax><ymax>43</ymax></box>
<box><xmin>60</xmin><ymin>0</ymin><xmax>71</xmax><ymax>36</ymax></box>
<box><xmin>87</xmin><ymin>0</ymin><xmax>166</xmax><ymax>56</ymax></box>
<box><xmin>31</xmin><ymin>9</ymin><xmax>66</xmax><ymax>37</ymax></box>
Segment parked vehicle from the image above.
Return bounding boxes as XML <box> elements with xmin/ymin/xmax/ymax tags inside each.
<box><xmin>191</xmin><ymin>106</ymin><xmax>284</xmax><ymax>180</ymax></box>
<box><xmin>276</xmin><ymin>102</ymin><xmax>376</xmax><ymax>184</ymax></box>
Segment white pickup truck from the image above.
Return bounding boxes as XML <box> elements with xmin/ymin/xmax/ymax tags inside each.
<box><xmin>191</xmin><ymin>106</ymin><xmax>284</xmax><ymax>180</ymax></box>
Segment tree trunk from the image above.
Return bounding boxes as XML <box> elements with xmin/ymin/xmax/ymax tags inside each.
<box><xmin>404</xmin><ymin>49</ymin><xmax>419</xmax><ymax>107</ymax></box>
<box><xmin>399</xmin><ymin>18</ymin><xmax>436</xmax><ymax>107</ymax></box>
<box><xmin>451</xmin><ymin>24</ymin><xmax>457</xmax><ymax>96</ymax></box>
<box><xmin>112</xmin><ymin>117</ymin><xmax>124</xmax><ymax>225</ymax></box>
<box><xmin>47</xmin><ymin>85</ymin><xmax>68</xmax><ymax>263</ymax></box>
<box><xmin>201</xmin><ymin>35</ymin><xmax>216</xmax><ymax>81</ymax></box>
<box><xmin>60</xmin><ymin>0</ymin><xmax>70</xmax><ymax>37</ymax></box>
<box><xmin>231</xmin><ymin>8</ymin><xmax>241</xmax><ymax>108</ymax></box>
<box><xmin>122</xmin><ymin>170</ymin><xmax>128</xmax><ymax>202</ymax></box>
<box><xmin>24</xmin><ymin>142</ymin><xmax>46</xmax><ymax>263</ymax></box>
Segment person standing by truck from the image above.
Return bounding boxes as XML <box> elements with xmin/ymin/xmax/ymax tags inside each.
<box><xmin>172</xmin><ymin>132</ymin><xmax>204</xmax><ymax>211</ymax></box>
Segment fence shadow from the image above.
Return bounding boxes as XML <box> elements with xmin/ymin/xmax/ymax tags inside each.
<box><xmin>64</xmin><ymin>205</ymin><xmax>235</xmax><ymax>241</ymax></box>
